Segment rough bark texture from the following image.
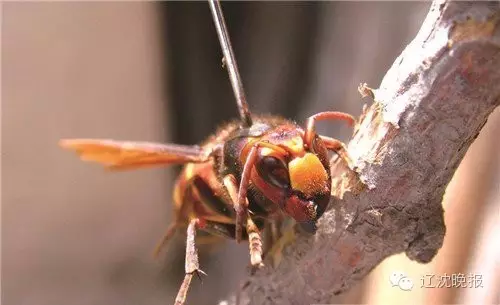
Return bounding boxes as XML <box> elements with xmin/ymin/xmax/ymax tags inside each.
<box><xmin>228</xmin><ymin>1</ymin><xmax>500</xmax><ymax>304</ymax></box>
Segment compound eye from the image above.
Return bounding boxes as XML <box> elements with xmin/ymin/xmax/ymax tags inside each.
<box><xmin>256</xmin><ymin>156</ymin><xmax>290</xmax><ymax>189</ymax></box>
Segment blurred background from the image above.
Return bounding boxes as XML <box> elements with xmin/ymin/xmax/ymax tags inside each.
<box><xmin>2</xmin><ymin>2</ymin><xmax>499</xmax><ymax>305</ymax></box>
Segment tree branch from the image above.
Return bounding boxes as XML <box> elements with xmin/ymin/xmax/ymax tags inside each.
<box><xmin>226</xmin><ymin>1</ymin><xmax>500</xmax><ymax>304</ymax></box>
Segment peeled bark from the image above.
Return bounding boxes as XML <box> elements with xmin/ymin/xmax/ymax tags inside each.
<box><xmin>229</xmin><ymin>1</ymin><xmax>500</xmax><ymax>304</ymax></box>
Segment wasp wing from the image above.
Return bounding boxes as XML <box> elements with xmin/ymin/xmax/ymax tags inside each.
<box><xmin>59</xmin><ymin>139</ymin><xmax>209</xmax><ymax>170</ymax></box>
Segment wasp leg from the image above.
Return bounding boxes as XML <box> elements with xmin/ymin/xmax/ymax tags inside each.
<box><xmin>265</xmin><ymin>220</ymin><xmax>297</xmax><ymax>268</ymax></box>
<box><xmin>153</xmin><ymin>192</ymin><xmax>195</xmax><ymax>259</ymax></box>
<box><xmin>262</xmin><ymin>217</ymin><xmax>283</xmax><ymax>258</ymax></box>
<box><xmin>191</xmin><ymin>218</ymin><xmax>263</xmax><ymax>269</ymax></box>
<box><xmin>175</xmin><ymin>218</ymin><xmax>206</xmax><ymax>305</ymax></box>
<box><xmin>263</xmin><ymin>222</ymin><xmax>276</xmax><ymax>258</ymax></box>
<box><xmin>303</xmin><ymin>111</ymin><xmax>355</xmax><ymax>150</ymax></box>
<box><xmin>246</xmin><ymin>215</ymin><xmax>264</xmax><ymax>269</ymax></box>
<box><xmin>320</xmin><ymin>135</ymin><xmax>354</xmax><ymax>169</ymax></box>
<box><xmin>236</xmin><ymin>143</ymin><xmax>264</xmax><ymax>244</ymax></box>
<box><xmin>152</xmin><ymin>222</ymin><xmax>180</xmax><ymax>259</ymax></box>
<box><xmin>223</xmin><ymin>174</ymin><xmax>250</xmax><ymax>244</ymax></box>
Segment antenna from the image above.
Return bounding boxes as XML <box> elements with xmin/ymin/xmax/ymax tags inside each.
<box><xmin>208</xmin><ymin>0</ymin><xmax>253</xmax><ymax>127</ymax></box>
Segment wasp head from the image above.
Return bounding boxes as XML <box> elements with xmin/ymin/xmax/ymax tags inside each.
<box><xmin>251</xmin><ymin>127</ymin><xmax>331</xmax><ymax>233</ymax></box>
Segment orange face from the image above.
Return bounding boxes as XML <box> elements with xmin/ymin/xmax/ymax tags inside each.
<box><xmin>249</xmin><ymin>129</ymin><xmax>331</xmax><ymax>233</ymax></box>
